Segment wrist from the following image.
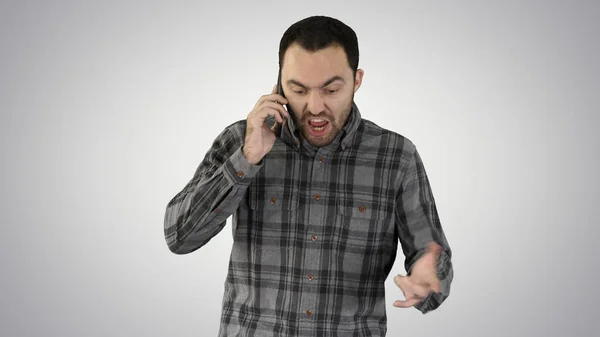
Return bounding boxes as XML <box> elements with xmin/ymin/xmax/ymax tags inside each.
<box><xmin>242</xmin><ymin>146</ymin><xmax>261</xmax><ymax>165</ymax></box>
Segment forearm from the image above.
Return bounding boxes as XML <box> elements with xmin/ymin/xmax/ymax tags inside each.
<box><xmin>165</xmin><ymin>148</ymin><xmax>257</xmax><ymax>253</ymax></box>
<box><xmin>396</xmin><ymin>145</ymin><xmax>454</xmax><ymax>313</ymax></box>
<box><xmin>164</xmin><ymin>176</ymin><xmax>234</xmax><ymax>254</ymax></box>
<box><xmin>164</xmin><ymin>127</ymin><xmax>262</xmax><ymax>254</ymax></box>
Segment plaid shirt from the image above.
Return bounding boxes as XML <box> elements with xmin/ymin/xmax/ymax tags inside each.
<box><xmin>164</xmin><ymin>101</ymin><xmax>453</xmax><ymax>336</ymax></box>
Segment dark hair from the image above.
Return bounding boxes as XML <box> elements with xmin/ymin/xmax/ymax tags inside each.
<box><xmin>278</xmin><ymin>15</ymin><xmax>359</xmax><ymax>78</ymax></box>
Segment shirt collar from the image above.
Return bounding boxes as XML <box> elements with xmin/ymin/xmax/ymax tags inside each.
<box><xmin>279</xmin><ymin>101</ymin><xmax>362</xmax><ymax>154</ymax></box>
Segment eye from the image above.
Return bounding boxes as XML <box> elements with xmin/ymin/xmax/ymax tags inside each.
<box><xmin>294</xmin><ymin>90</ymin><xmax>305</xmax><ymax>95</ymax></box>
<box><xmin>326</xmin><ymin>89</ymin><xmax>338</xmax><ymax>94</ymax></box>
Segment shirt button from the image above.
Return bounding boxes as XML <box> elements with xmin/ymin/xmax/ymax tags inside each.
<box><xmin>359</xmin><ymin>205</ymin><xmax>367</xmax><ymax>213</ymax></box>
<box><xmin>307</xmin><ymin>274</ymin><xmax>314</xmax><ymax>281</ymax></box>
<box><xmin>315</xmin><ymin>194</ymin><xmax>321</xmax><ymax>201</ymax></box>
<box><xmin>270</xmin><ymin>197</ymin><xmax>276</xmax><ymax>205</ymax></box>
<box><xmin>237</xmin><ymin>171</ymin><xmax>244</xmax><ymax>177</ymax></box>
<box><xmin>311</xmin><ymin>235</ymin><xmax>318</xmax><ymax>241</ymax></box>
<box><xmin>306</xmin><ymin>309</ymin><xmax>312</xmax><ymax>317</ymax></box>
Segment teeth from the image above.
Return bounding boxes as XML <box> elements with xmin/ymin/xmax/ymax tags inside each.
<box><xmin>310</xmin><ymin>119</ymin><xmax>325</xmax><ymax>123</ymax></box>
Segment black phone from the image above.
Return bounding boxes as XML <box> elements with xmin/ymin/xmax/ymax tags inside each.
<box><xmin>277</xmin><ymin>67</ymin><xmax>291</xmax><ymax>114</ymax></box>
<box><xmin>277</xmin><ymin>67</ymin><xmax>284</xmax><ymax>98</ymax></box>
<box><xmin>276</xmin><ymin>67</ymin><xmax>292</xmax><ymax>135</ymax></box>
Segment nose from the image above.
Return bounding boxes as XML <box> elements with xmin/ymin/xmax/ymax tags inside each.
<box><xmin>307</xmin><ymin>91</ymin><xmax>325</xmax><ymax>115</ymax></box>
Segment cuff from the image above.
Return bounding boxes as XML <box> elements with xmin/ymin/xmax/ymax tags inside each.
<box><xmin>223</xmin><ymin>146</ymin><xmax>263</xmax><ymax>186</ymax></box>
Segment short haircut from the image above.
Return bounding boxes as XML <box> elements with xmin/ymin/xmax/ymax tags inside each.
<box><xmin>279</xmin><ymin>15</ymin><xmax>359</xmax><ymax>78</ymax></box>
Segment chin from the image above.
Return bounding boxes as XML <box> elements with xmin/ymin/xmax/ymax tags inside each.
<box><xmin>307</xmin><ymin>139</ymin><xmax>333</xmax><ymax>147</ymax></box>
<box><xmin>302</xmin><ymin>131</ymin><xmax>337</xmax><ymax>147</ymax></box>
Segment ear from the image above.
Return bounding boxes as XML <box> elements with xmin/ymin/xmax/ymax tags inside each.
<box><xmin>353</xmin><ymin>69</ymin><xmax>364</xmax><ymax>93</ymax></box>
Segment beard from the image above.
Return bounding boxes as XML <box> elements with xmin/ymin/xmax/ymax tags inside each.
<box><xmin>293</xmin><ymin>93</ymin><xmax>354</xmax><ymax>147</ymax></box>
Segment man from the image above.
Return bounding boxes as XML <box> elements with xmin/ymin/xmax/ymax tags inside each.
<box><xmin>164</xmin><ymin>15</ymin><xmax>453</xmax><ymax>336</ymax></box>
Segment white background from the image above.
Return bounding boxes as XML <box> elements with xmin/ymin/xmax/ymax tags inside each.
<box><xmin>1</xmin><ymin>1</ymin><xmax>598</xmax><ymax>336</ymax></box>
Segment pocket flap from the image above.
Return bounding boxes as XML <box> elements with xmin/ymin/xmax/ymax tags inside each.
<box><xmin>248</xmin><ymin>189</ymin><xmax>298</xmax><ymax>211</ymax></box>
<box><xmin>336</xmin><ymin>195</ymin><xmax>393</xmax><ymax>221</ymax></box>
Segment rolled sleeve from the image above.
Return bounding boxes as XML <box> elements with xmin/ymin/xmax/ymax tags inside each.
<box><xmin>395</xmin><ymin>145</ymin><xmax>454</xmax><ymax>314</ymax></box>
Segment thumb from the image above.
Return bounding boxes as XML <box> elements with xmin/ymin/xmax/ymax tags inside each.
<box><xmin>272</xmin><ymin>84</ymin><xmax>278</xmax><ymax>94</ymax></box>
<box><xmin>393</xmin><ymin>274</ymin><xmax>408</xmax><ymax>288</ymax></box>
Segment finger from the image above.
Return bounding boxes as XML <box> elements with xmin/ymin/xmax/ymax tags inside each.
<box><xmin>249</xmin><ymin>108</ymin><xmax>283</xmax><ymax>127</ymax></box>
<box><xmin>250</xmin><ymin>102</ymin><xmax>286</xmax><ymax>123</ymax></box>
<box><xmin>393</xmin><ymin>274</ymin><xmax>405</xmax><ymax>288</ymax></box>
<box><xmin>270</xmin><ymin>121</ymin><xmax>278</xmax><ymax>132</ymax></box>
<box><xmin>261</xmin><ymin>101</ymin><xmax>289</xmax><ymax>119</ymax></box>
<box><xmin>393</xmin><ymin>298</ymin><xmax>421</xmax><ymax>308</ymax></box>
<box><xmin>394</xmin><ymin>275</ymin><xmax>430</xmax><ymax>298</ymax></box>
<box><xmin>254</xmin><ymin>86</ymin><xmax>289</xmax><ymax>111</ymax></box>
<box><xmin>262</xmin><ymin>93</ymin><xmax>289</xmax><ymax>106</ymax></box>
<box><xmin>265</xmin><ymin>107</ymin><xmax>284</xmax><ymax>124</ymax></box>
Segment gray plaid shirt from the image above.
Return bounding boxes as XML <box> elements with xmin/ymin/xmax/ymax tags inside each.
<box><xmin>164</xmin><ymin>102</ymin><xmax>453</xmax><ymax>336</ymax></box>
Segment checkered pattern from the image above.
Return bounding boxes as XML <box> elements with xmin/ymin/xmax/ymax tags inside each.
<box><xmin>164</xmin><ymin>102</ymin><xmax>453</xmax><ymax>336</ymax></box>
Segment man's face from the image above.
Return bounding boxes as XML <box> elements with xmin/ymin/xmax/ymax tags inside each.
<box><xmin>281</xmin><ymin>43</ymin><xmax>363</xmax><ymax>147</ymax></box>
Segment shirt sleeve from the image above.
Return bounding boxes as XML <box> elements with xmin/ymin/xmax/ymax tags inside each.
<box><xmin>395</xmin><ymin>145</ymin><xmax>454</xmax><ymax>314</ymax></box>
<box><xmin>163</xmin><ymin>124</ymin><xmax>263</xmax><ymax>254</ymax></box>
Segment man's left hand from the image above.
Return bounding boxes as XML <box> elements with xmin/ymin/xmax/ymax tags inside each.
<box><xmin>393</xmin><ymin>242</ymin><xmax>442</xmax><ymax>308</ymax></box>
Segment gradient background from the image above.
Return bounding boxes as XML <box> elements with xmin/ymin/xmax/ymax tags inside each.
<box><xmin>1</xmin><ymin>1</ymin><xmax>598</xmax><ymax>336</ymax></box>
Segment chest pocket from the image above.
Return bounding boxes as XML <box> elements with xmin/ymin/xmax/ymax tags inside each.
<box><xmin>247</xmin><ymin>188</ymin><xmax>299</xmax><ymax>251</ymax></box>
<box><xmin>335</xmin><ymin>194</ymin><xmax>396</xmax><ymax>250</ymax></box>
<box><xmin>248</xmin><ymin>189</ymin><xmax>299</xmax><ymax>213</ymax></box>
<box><xmin>248</xmin><ymin>188</ymin><xmax>299</xmax><ymax>267</ymax></box>
<box><xmin>332</xmin><ymin>194</ymin><xmax>396</xmax><ymax>280</ymax></box>
<box><xmin>337</xmin><ymin>193</ymin><xmax>394</xmax><ymax>219</ymax></box>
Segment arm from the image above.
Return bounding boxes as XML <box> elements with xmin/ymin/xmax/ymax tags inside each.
<box><xmin>164</xmin><ymin>124</ymin><xmax>262</xmax><ymax>254</ymax></box>
<box><xmin>395</xmin><ymin>145</ymin><xmax>454</xmax><ymax>314</ymax></box>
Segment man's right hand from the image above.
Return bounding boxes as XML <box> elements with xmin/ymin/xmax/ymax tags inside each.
<box><xmin>243</xmin><ymin>85</ymin><xmax>290</xmax><ymax>165</ymax></box>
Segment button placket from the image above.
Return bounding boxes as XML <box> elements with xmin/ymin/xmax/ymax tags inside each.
<box><xmin>301</xmin><ymin>150</ymin><xmax>327</xmax><ymax>323</ymax></box>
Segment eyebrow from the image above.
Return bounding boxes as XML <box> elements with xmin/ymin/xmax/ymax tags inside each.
<box><xmin>287</xmin><ymin>75</ymin><xmax>345</xmax><ymax>89</ymax></box>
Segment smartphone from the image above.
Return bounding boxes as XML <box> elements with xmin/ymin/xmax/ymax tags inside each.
<box><xmin>277</xmin><ymin>67</ymin><xmax>292</xmax><ymax>114</ymax></box>
<box><xmin>277</xmin><ymin>67</ymin><xmax>284</xmax><ymax>98</ymax></box>
<box><xmin>275</xmin><ymin>67</ymin><xmax>291</xmax><ymax>135</ymax></box>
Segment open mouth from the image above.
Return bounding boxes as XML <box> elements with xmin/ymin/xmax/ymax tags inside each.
<box><xmin>307</xmin><ymin>118</ymin><xmax>330</xmax><ymax>136</ymax></box>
